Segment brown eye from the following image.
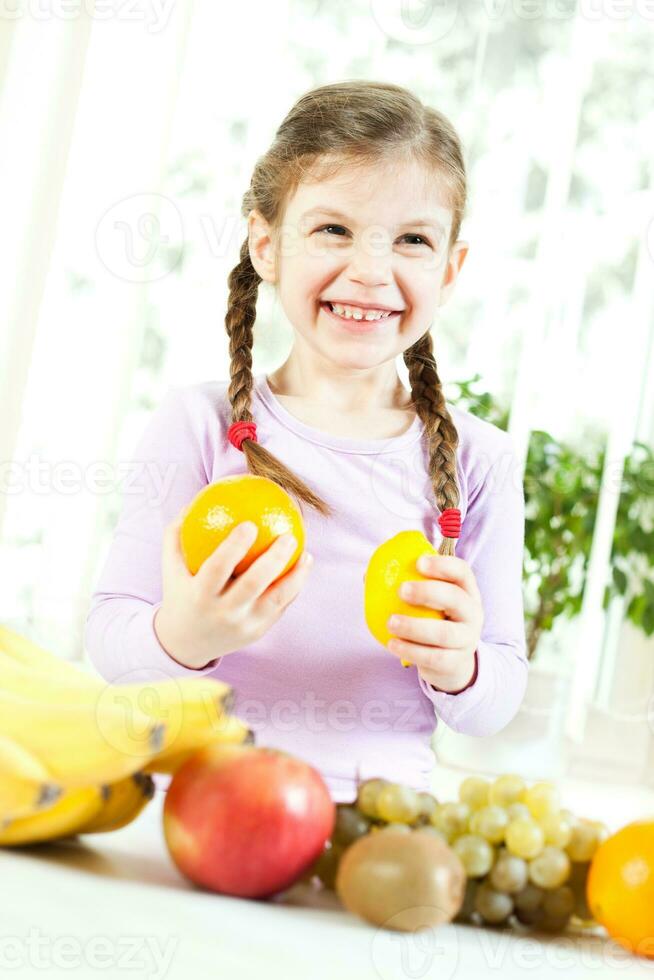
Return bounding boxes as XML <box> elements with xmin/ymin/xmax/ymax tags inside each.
<box><xmin>317</xmin><ymin>224</ymin><xmax>348</xmax><ymax>237</ymax></box>
<box><xmin>401</xmin><ymin>234</ymin><xmax>431</xmax><ymax>247</ymax></box>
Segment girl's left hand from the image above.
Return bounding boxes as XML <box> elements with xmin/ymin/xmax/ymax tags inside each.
<box><xmin>386</xmin><ymin>554</ymin><xmax>484</xmax><ymax>693</ymax></box>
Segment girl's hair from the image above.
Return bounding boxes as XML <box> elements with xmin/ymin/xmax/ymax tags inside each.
<box><xmin>224</xmin><ymin>79</ymin><xmax>466</xmax><ymax>556</ymax></box>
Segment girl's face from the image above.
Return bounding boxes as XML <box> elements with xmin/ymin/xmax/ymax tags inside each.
<box><xmin>248</xmin><ymin>156</ymin><xmax>468</xmax><ymax>371</ymax></box>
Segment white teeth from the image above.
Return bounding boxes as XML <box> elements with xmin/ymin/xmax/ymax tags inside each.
<box><xmin>329</xmin><ymin>302</ymin><xmax>392</xmax><ymax>321</ymax></box>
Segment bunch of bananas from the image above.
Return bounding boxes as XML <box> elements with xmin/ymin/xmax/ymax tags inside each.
<box><xmin>0</xmin><ymin>624</ymin><xmax>253</xmax><ymax>846</ymax></box>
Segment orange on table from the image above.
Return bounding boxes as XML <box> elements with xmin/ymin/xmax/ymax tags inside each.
<box><xmin>180</xmin><ymin>475</ymin><xmax>305</xmax><ymax>579</ymax></box>
<box><xmin>364</xmin><ymin>530</ymin><xmax>444</xmax><ymax>668</ymax></box>
<box><xmin>586</xmin><ymin>819</ymin><xmax>654</xmax><ymax>959</ymax></box>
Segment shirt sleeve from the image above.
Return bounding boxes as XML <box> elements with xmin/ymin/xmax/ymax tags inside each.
<box><xmin>83</xmin><ymin>386</ymin><xmax>223</xmax><ymax>684</ymax></box>
<box><xmin>416</xmin><ymin>433</ymin><xmax>529</xmax><ymax>736</ymax></box>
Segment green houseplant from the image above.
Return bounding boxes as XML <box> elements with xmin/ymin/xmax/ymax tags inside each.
<box><xmin>450</xmin><ymin>375</ymin><xmax>654</xmax><ymax>661</ymax></box>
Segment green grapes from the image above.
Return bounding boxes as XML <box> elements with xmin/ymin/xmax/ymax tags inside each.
<box><xmin>542</xmin><ymin>884</ymin><xmax>575</xmax><ymax>919</ymax></box>
<box><xmin>538</xmin><ymin>811</ymin><xmax>573</xmax><ymax>848</ymax></box>
<box><xmin>586</xmin><ymin>819</ymin><xmax>609</xmax><ymax>844</ymax></box>
<box><xmin>416</xmin><ymin>791</ymin><xmax>439</xmax><ymax>823</ymax></box>
<box><xmin>525</xmin><ymin>781</ymin><xmax>560</xmax><ymax>821</ymax></box>
<box><xmin>489</xmin><ymin>849</ymin><xmax>529</xmax><ymax>893</ymax></box>
<box><xmin>566</xmin><ymin>819</ymin><xmax>600</xmax><ymax>862</ymax></box>
<box><xmin>567</xmin><ymin>861</ymin><xmax>593</xmax><ymax>919</ymax></box>
<box><xmin>333</xmin><ymin>805</ymin><xmax>371</xmax><ymax>846</ymax></box>
<box><xmin>458</xmin><ymin>776</ymin><xmax>491</xmax><ymax>810</ymax></box>
<box><xmin>452</xmin><ymin>834</ymin><xmax>495</xmax><ymax>877</ymax></box>
<box><xmin>514</xmin><ymin>882</ymin><xmax>545</xmax><ymax>913</ymax></box>
<box><xmin>506</xmin><ymin>802</ymin><xmax>531</xmax><ymax>822</ymax></box>
<box><xmin>356</xmin><ymin>778</ymin><xmax>388</xmax><ymax>819</ymax></box>
<box><xmin>488</xmin><ymin>774</ymin><xmax>526</xmax><ymax>808</ymax></box>
<box><xmin>474</xmin><ymin>882</ymin><xmax>514</xmax><ymax>924</ymax></box>
<box><xmin>513</xmin><ymin>883</ymin><xmax>545</xmax><ymax>925</ymax></box>
<box><xmin>312</xmin><ymin>841</ymin><xmax>344</xmax><ymax>890</ymax></box>
<box><xmin>375</xmin><ymin>783</ymin><xmax>422</xmax><ymax>824</ymax></box>
<box><xmin>469</xmin><ymin>805</ymin><xmax>509</xmax><ymax>844</ymax></box>
<box><xmin>528</xmin><ymin>846</ymin><xmax>571</xmax><ymax>889</ymax></box>
<box><xmin>505</xmin><ymin>817</ymin><xmax>546</xmax><ymax>859</ymax></box>
<box><xmin>454</xmin><ymin>878</ymin><xmax>478</xmax><ymax>923</ymax></box>
<box><xmin>430</xmin><ymin>801</ymin><xmax>471</xmax><ymax>841</ymax></box>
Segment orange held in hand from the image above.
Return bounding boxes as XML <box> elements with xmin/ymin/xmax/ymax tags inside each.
<box><xmin>586</xmin><ymin>819</ymin><xmax>654</xmax><ymax>959</ymax></box>
<box><xmin>364</xmin><ymin>530</ymin><xmax>444</xmax><ymax>669</ymax></box>
<box><xmin>180</xmin><ymin>475</ymin><xmax>305</xmax><ymax>580</ymax></box>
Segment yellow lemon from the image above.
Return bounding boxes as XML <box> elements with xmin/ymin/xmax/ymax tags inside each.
<box><xmin>364</xmin><ymin>531</ymin><xmax>444</xmax><ymax>667</ymax></box>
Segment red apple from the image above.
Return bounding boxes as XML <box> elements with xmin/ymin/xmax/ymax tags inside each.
<box><xmin>162</xmin><ymin>743</ymin><xmax>335</xmax><ymax>898</ymax></box>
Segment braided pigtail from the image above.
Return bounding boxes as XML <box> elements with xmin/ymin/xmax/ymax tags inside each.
<box><xmin>404</xmin><ymin>329</ymin><xmax>461</xmax><ymax>556</ymax></box>
<box><xmin>224</xmin><ymin>236</ymin><xmax>334</xmax><ymax>518</ymax></box>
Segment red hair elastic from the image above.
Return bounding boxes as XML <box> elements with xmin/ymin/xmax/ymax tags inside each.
<box><xmin>227</xmin><ymin>421</ymin><xmax>258</xmax><ymax>452</ymax></box>
<box><xmin>438</xmin><ymin>508</ymin><xmax>461</xmax><ymax>539</ymax></box>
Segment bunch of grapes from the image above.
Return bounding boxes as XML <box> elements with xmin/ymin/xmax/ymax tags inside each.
<box><xmin>308</xmin><ymin>774</ymin><xmax>609</xmax><ymax>935</ymax></box>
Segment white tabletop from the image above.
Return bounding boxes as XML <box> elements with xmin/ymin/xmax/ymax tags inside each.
<box><xmin>2</xmin><ymin>776</ymin><xmax>653</xmax><ymax>980</ymax></box>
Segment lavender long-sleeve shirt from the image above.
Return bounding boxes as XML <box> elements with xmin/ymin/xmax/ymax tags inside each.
<box><xmin>84</xmin><ymin>373</ymin><xmax>528</xmax><ymax>803</ymax></box>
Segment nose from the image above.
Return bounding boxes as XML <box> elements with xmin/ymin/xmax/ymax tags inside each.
<box><xmin>347</xmin><ymin>235</ymin><xmax>393</xmax><ymax>287</ymax></box>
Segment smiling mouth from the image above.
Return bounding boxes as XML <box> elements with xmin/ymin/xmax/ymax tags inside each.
<box><xmin>319</xmin><ymin>301</ymin><xmax>402</xmax><ymax>322</ymax></box>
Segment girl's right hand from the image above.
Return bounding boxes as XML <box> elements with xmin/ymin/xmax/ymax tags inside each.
<box><xmin>153</xmin><ymin>511</ymin><xmax>313</xmax><ymax>670</ymax></box>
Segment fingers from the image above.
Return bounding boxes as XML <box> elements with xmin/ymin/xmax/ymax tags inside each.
<box><xmin>388</xmin><ymin>614</ymin><xmax>467</xmax><ymax>650</ymax></box>
<box><xmin>387</xmin><ymin>638</ymin><xmax>457</xmax><ymax>674</ymax></box>
<box><xmin>254</xmin><ymin>548</ymin><xmax>313</xmax><ymax>616</ymax></box>
<box><xmin>223</xmin><ymin>531</ymin><xmax>299</xmax><ymax>607</ymax></box>
<box><xmin>195</xmin><ymin>520</ymin><xmax>259</xmax><ymax>596</ymax></box>
<box><xmin>418</xmin><ymin>554</ymin><xmax>482</xmax><ymax>604</ymax></box>
<box><xmin>400</xmin><ymin>579</ymin><xmax>471</xmax><ymax>622</ymax></box>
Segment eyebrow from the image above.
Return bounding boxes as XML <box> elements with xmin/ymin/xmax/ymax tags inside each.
<box><xmin>299</xmin><ymin>206</ymin><xmax>444</xmax><ymax>234</ymax></box>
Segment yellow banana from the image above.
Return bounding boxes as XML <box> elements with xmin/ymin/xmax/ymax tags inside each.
<box><xmin>0</xmin><ymin>735</ymin><xmax>63</xmax><ymax>821</ymax></box>
<box><xmin>0</xmin><ymin>624</ymin><xmax>96</xmax><ymax>682</ymax></box>
<box><xmin>135</xmin><ymin>687</ymin><xmax>243</xmax><ymax>756</ymax></box>
<box><xmin>0</xmin><ymin>732</ymin><xmax>53</xmax><ymax>782</ymax></box>
<box><xmin>144</xmin><ymin>712</ymin><xmax>255</xmax><ymax>775</ymax></box>
<box><xmin>91</xmin><ymin>676</ymin><xmax>235</xmax><ymax>736</ymax></box>
<box><xmin>0</xmin><ymin>784</ymin><xmax>105</xmax><ymax>846</ymax></box>
<box><xmin>0</xmin><ymin>689</ymin><xmax>167</xmax><ymax>788</ymax></box>
<box><xmin>78</xmin><ymin>772</ymin><xmax>155</xmax><ymax>834</ymax></box>
<box><xmin>0</xmin><ymin>656</ymin><xmax>238</xmax><ymax>757</ymax></box>
<box><xmin>0</xmin><ymin>623</ymin><xmax>246</xmax><ymax>789</ymax></box>
<box><xmin>0</xmin><ymin>626</ymin><xmax>235</xmax><ymax>728</ymax></box>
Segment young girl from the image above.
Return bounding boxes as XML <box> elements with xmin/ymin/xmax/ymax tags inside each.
<box><xmin>85</xmin><ymin>80</ymin><xmax>528</xmax><ymax>803</ymax></box>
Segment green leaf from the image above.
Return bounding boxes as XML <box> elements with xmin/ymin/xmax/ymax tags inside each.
<box><xmin>612</xmin><ymin>566</ymin><xmax>628</xmax><ymax>594</ymax></box>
